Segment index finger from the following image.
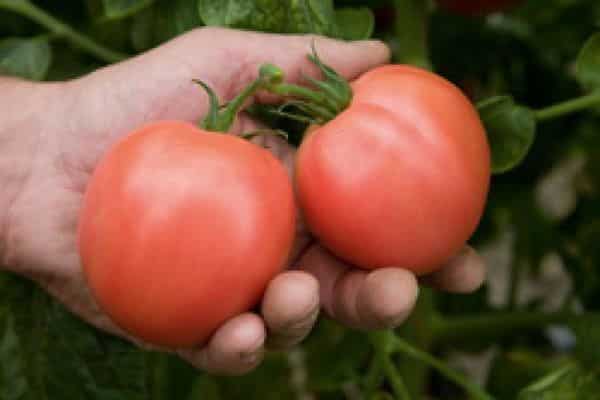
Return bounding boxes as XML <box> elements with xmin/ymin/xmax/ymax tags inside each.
<box><xmin>420</xmin><ymin>246</ymin><xmax>487</xmax><ymax>293</ymax></box>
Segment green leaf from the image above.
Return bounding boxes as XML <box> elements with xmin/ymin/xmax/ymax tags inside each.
<box><xmin>571</xmin><ymin>313</ymin><xmax>600</xmax><ymax>367</ymax></box>
<box><xmin>197</xmin><ymin>0</ymin><xmax>337</xmax><ymax>36</ymax></box>
<box><xmin>0</xmin><ymin>9</ymin><xmax>32</xmax><ymax>36</ymax></box>
<box><xmin>131</xmin><ymin>0</ymin><xmax>203</xmax><ymax>51</ymax></box>
<box><xmin>198</xmin><ymin>0</ymin><xmax>286</xmax><ymax>32</ymax></box>
<box><xmin>335</xmin><ymin>7</ymin><xmax>374</xmax><ymax>40</ymax></box>
<box><xmin>102</xmin><ymin>0</ymin><xmax>154</xmax><ymax>19</ymax></box>
<box><xmin>0</xmin><ymin>314</ymin><xmax>28</xmax><ymax>400</ymax></box>
<box><xmin>575</xmin><ymin>33</ymin><xmax>600</xmax><ymax>91</ymax></box>
<box><xmin>289</xmin><ymin>0</ymin><xmax>337</xmax><ymax>36</ymax></box>
<box><xmin>0</xmin><ymin>273</ymin><xmax>150</xmax><ymax>400</ymax></box>
<box><xmin>0</xmin><ymin>37</ymin><xmax>51</xmax><ymax>80</ymax></box>
<box><xmin>186</xmin><ymin>375</ymin><xmax>220</xmax><ymax>400</ymax></box>
<box><xmin>214</xmin><ymin>354</ymin><xmax>293</xmax><ymax>400</ymax></box>
<box><xmin>391</xmin><ymin>0</ymin><xmax>430</xmax><ymax>69</ymax></box>
<box><xmin>517</xmin><ymin>364</ymin><xmax>600</xmax><ymax>400</ymax></box>
<box><xmin>370</xmin><ymin>392</ymin><xmax>395</xmax><ymax>400</ymax></box>
<box><xmin>488</xmin><ymin>349</ymin><xmax>572</xmax><ymax>399</ymax></box>
<box><xmin>478</xmin><ymin>96</ymin><xmax>537</xmax><ymax>174</ymax></box>
<box><xmin>304</xmin><ymin>319</ymin><xmax>370</xmax><ymax>391</ymax></box>
<box><xmin>561</xmin><ymin>220</ymin><xmax>600</xmax><ymax>309</ymax></box>
<box><xmin>130</xmin><ymin>7</ymin><xmax>154</xmax><ymax>51</ymax></box>
<box><xmin>45</xmin><ymin>45</ymin><xmax>100</xmax><ymax>80</ymax></box>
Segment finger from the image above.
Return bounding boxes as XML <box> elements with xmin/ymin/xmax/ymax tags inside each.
<box><xmin>253</xmin><ymin>33</ymin><xmax>391</xmax><ymax>83</ymax></box>
<box><xmin>250</xmin><ymin>33</ymin><xmax>391</xmax><ymax>103</ymax></box>
<box><xmin>420</xmin><ymin>246</ymin><xmax>487</xmax><ymax>293</ymax></box>
<box><xmin>355</xmin><ymin>268</ymin><xmax>419</xmax><ymax>329</ymax></box>
<box><xmin>298</xmin><ymin>246</ymin><xmax>419</xmax><ymax>330</ymax></box>
<box><xmin>261</xmin><ymin>271</ymin><xmax>320</xmax><ymax>349</ymax></box>
<box><xmin>329</xmin><ymin>268</ymin><xmax>369</xmax><ymax>329</ymax></box>
<box><xmin>171</xmin><ymin>27</ymin><xmax>390</xmax><ymax>99</ymax></box>
<box><xmin>296</xmin><ymin>245</ymin><xmax>350</xmax><ymax>318</ymax></box>
<box><xmin>330</xmin><ymin>268</ymin><xmax>419</xmax><ymax>330</ymax></box>
<box><xmin>179</xmin><ymin>313</ymin><xmax>266</xmax><ymax>375</ymax></box>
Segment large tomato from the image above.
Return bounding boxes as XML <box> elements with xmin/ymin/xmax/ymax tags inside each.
<box><xmin>437</xmin><ymin>0</ymin><xmax>520</xmax><ymax>16</ymax></box>
<box><xmin>296</xmin><ymin>66</ymin><xmax>490</xmax><ymax>275</ymax></box>
<box><xmin>79</xmin><ymin>121</ymin><xmax>295</xmax><ymax>347</ymax></box>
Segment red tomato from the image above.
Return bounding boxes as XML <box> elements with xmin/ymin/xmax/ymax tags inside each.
<box><xmin>296</xmin><ymin>66</ymin><xmax>490</xmax><ymax>275</ymax></box>
<box><xmin>79</xmin><ymin>121</ymin><xmax>295</xmax><ymax>347</ymax></box>
<box><xmin>437</xmin><ymin>0</ymin><xmax>520</xmax><ymax>16</ymax></box>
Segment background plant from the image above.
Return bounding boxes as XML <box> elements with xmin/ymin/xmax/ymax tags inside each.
<box><xmin>1</xmin><ymin>0</ymin><xmax>600</xmax><ymax>399</ymax></box>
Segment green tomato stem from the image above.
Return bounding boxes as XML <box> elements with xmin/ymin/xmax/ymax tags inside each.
<box><xmin>219</xmin><ymin>79</ymin><xmax>263</xmax><ymax>131</ymax></box>
<box><xmin>240</xmin><ymin>129</ymin><xmax>288</xmax><ymax>141</ymax></box>
<box><xmin>0</xmin><ymin>0</ymin><xmax>127</xmax><ymax>64</ymax></box>
<box><xmin>507</xmin><ymin>260</ymin><xmax>523</xmax><ymax>311</ymax></box>
<box><xmin>198</xmin><ymin>64</ymin><xmax>284</xmax><ymax>133</ymax></box>
<box><xmin>535</xmin><ymin>92</ymin><xmax>600</xmax><ymax>121</ymax></box>
<box><xmin>368</xmin><ymin>331</ymin><xmax>413</xmax><ymax>400</ymax></box>
<box><xmin>267</xmin><ymin>83</ymin><xmax>339</xmax><ymax>114</ymax></box>
<box><xmin>432</xmin><ymin>311</ymin><xmax>575</xmax><ymax>345</ymax></box>
<box><xmin>395</xmin><ymin>289</ymin><xmax>437</xmax><ymax>397</ymax></box>
<box><xmin>281</xmin><ymin>100</ymin><xmax>336</xmax><ymax>123</ymax></box>
<box><xmin>261</xmin><ymin>49</ymin><xmax>353</xmax><ymax>126</ymax></box>
<box><xmin>364</xmin><ymin>356</ymin><xmax>384</xmax><ymax>397</ymax></box>
<box><xmin>392</xmin><ymin>337</ymin><xmax>494</xmax><ymax>400</ymax></box>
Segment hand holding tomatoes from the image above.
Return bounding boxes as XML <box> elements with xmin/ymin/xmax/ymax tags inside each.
<box><xmin>3</xmin><ymin>28</ymin><xmax>487</xmax><ymax>376</ymax></box>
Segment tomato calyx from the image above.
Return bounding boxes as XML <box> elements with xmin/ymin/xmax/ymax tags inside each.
<box><xmin>195</xmin><ymin>63</ymin><xmax>284</xmax><ymax>133</ymax></box>
<box><xmin>263</xmin><ymin>46</ymin><xmax>353</xmax><ymax>126</ymax></box>
<box><xmin>240</xmin><ymin>129</ymin><xmax>288</xmax><ymax>141</ymax></box>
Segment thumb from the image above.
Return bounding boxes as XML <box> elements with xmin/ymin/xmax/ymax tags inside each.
<box><xmin>170</xmin><ymin>27</ymin><xmax>391</xmax><ymax>94</ymax></box>
<box><xmin>227</xmin><ymin>29</ymin><xmax>392</xmax><ymax>84</ymax></box>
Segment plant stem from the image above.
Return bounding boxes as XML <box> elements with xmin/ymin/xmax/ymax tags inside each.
<box><xmin>507</xmin><ymin>260</ymin><xmax>524</xmax><ymax>310</ymax></box>
<box><xmin>364</xmin><ymin>356</ymin><xmax>384</xmax><ymax>397</ymax></box>
<box><xmin>146</xmin><ymin>352</ymin><xmax>169</xmax><ymax>400</ymax></box>
<box><xmin>432</xmin><ymin>311</ymin><xmax>574</xmax><ymax>346</ymax></box>
<box><xmin>369</xmin><ymin>331</ymin><xmax>412</xmax><ymax>400</ymax></box>
<box><xmin>395</xmin><ymin>288</ymin><xmax>437</xmax><ymax>397</ymax></box>
<box><xmin>268</xmin><ymin>83</ymin><xmax>338</xmax><ymax>113</ymax></box>
<box><xmin>535</xmin><ymin>92</ymin><xmax>600</xmax><ymax>121</ymax></box>
<box><xmin>392</xmin><ymin>337</ymin><xmax>494</xmax><ymax>400</ymax></box>
<box><xmin>197</xmin><ymin>64</ymin><xmax>284</xmax><ymax>132</ymax></box>
<box><xmin>392</xmin><ymin>0</ymin><xmax>432</xmax><ymax>69</ymax></box>
<box><xmin>0</xmin><ymin>0</ymin><xmax>127</xmax><ymax>63</ymax></box>
<box><xmin>262</xmin><ymin>51</ymin><xmax>352</xmax><ymax>125</ymax></box>
<box><xmin>219</xmin><ymin>78</ymin><xmax>263</xmax><ymax>130</ymax></box>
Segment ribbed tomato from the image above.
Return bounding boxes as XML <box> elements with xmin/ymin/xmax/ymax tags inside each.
<box><xmin>79</xmin><ymin>121</ymin><xmax>295</xmax><ymax>347</ymax></box>
<box><xmin>295</xmin><ymin>66</ymin><xmax>490</xmax><ymax>275</ymax></box>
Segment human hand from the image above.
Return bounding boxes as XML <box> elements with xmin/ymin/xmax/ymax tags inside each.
<box><xmin>1</xmin><ymin>28</ymin><xmax>486</xmax><ymax>375</ymax></box>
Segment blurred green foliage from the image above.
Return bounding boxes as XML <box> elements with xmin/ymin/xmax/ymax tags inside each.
<box><xmin>1</xmin><ymin>0</ymin><xmax>600</xmax><ymax>399</ymax></box>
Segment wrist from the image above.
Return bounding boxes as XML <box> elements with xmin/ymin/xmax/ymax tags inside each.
<box><xmin>0</xmin><ymin>78</ymin><xmax>64</xmax><ymax>270</ymax></box>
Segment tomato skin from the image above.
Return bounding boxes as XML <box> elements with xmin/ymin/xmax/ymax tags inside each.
<box><xmin>296</xmin><ymin>66</ymin><xmax>490</xmax><ymax>275</ymax></box>
<box><xmin>437</xmin><ymin>0</ymin><xmax>520</xmax><ymax>16</ymax></box>
<box><xmin>79</xmin><ymin>121</ymin><xmax>295</xmax><ymax>347</ymax></box>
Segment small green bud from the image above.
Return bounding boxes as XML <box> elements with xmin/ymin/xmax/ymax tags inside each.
<box><xmin>259</xmin><ymin>63</ymin><xmax>284</xmax><ymax>85</ymax></box>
